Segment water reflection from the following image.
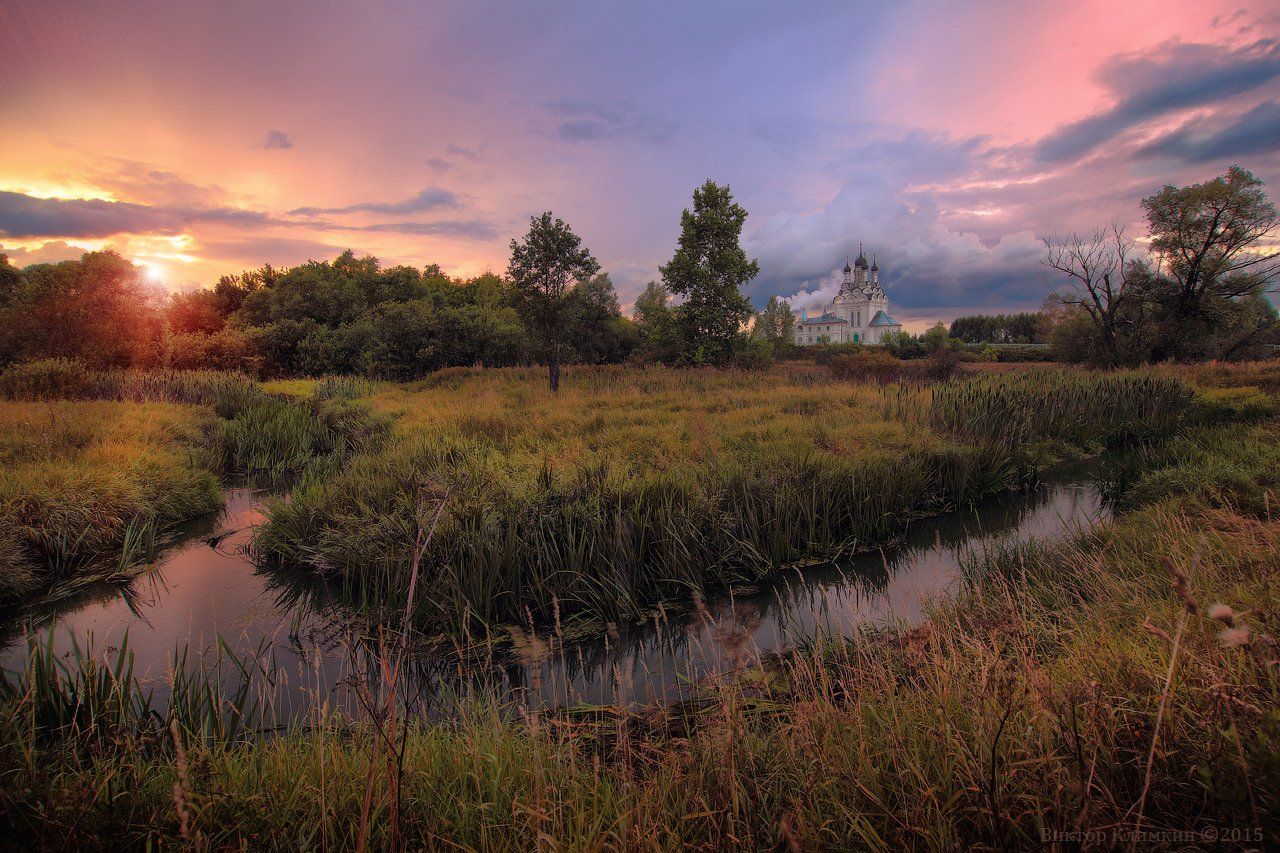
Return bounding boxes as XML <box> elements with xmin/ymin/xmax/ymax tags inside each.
<box><xmin>0</xmin><ymin>468</ymin><xmax>1107</xmax><ymax>720</ymax></box>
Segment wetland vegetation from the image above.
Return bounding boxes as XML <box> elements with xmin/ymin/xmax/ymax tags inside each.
<box><xmin>0</xmin><ymin>357</ymin><xmax>1277</xmax><ymax>847</ymax></box>
<box><xmin>0</xmin><ymin>361</ymin><xmax>1276</xmax><ymax>848</ymax></box>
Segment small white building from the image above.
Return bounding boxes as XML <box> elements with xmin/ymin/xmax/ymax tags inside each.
<box><xmin>794</xmin><ymin>248</ymin><xmax>902</xmax><ymax>345</ymax></box>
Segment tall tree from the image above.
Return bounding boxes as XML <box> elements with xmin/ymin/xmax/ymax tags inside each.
<box><xmin>753</xmin><ymin>295</ymin><xmax>794</xmax><ymax>345</ymax></box>
<box><xmin>1043</xmin><ymin>223</ymin><xmax>1140</xmax><ymax>367</ymax></box>
<box><xmin>632</xmin><ymin>280</ymin><xmax>680</xmax><ymax>363</ymax></box>
<box><xmin>1</xmin><ymin>251</ymin><xmax>162</xmax><ymax>368</ymax></box>
<box><xmin>660</xmin><ymin>181</ymin><xmax>759</xmax><ymax>364</ymax></box>
<box><xmin>1142</xmin><ymin>165</ymin><xmax>1279</xmax><ymax>359</ymax></box>
<box><xmin>508</xmin><ymin>212</ymin><xmax>600</xmax><ymax>391</ymax></box>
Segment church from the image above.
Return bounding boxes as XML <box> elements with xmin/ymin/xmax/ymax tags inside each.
<box><xmin>794</xmin><ymin>247</ymin><xmax>902</xmax><ymax>345</ymax></box>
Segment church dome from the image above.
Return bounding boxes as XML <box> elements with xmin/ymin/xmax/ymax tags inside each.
<box><xmin>843</xmin><ymin>257</ymin><xmax>851</xmax><ymax>273</ymax></box>
<box><xmin>871</xmin><ymin>255</ymin><xmax>878</xmax><ymax>272</ymax></box>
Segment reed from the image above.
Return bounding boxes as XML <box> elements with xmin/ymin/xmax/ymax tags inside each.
<box><xmin>2</xmin><ymin>408</ymin><xmax>1276</xmax><ymax>847</ymax></box>
<box><xmin>0</xmin><ymin>633</ymin><xmax>271</xmax><ymax>753</ymax></box>
<box><xmin>0</xmin><ymin>361</ymin><xmax>389</xmax><ymax>598</ymax></box>
<box><xmin>257</xmin><ymin>365</ymin><xmax>1197</xmax><ymax>637</ymax></box>
<box><xmin>0</xmin><ymin>398</ymin><xmax>223</xmax><ymax>597</ymax></box>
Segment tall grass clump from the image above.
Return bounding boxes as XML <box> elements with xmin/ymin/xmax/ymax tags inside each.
<box><xmin>213</xmin><ymin>394</ymin><xmax>390</xmax><ymax>484</ymax></box>
<box><xmin>0</xmin><ymin>399</ymin><xmax>223</xmax><ymax>598</ymax></box>
<box><xmin>0</xmin><ymin>358</ymin><xmax>261</xmax><ymax>413</ymax></box>
<box><xmin>0</xmin><ymin>360</ymin><xmax>388</xmax><ymax>597</ymax></box>
<box><xmin>0</xmin><ymin>634</ymin><xmax>270</xmax><ymax>756</ymax></box>
<box><xmin>256</xmin><ymin>365</ymin><xmax>1205</xmax><ymax>637</ymax></box>
<box><xmin>927</xmin><ymin>370</ymin><xmax>1194</xmax><ymax>445</ymax></box>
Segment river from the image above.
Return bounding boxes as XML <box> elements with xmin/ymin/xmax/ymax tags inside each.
<box><xmin>0</xmin><ymin>464</ymin><xmax>1108</xmax><ymax>721</ymax></box>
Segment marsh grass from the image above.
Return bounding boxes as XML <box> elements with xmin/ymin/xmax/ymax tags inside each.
<box><xmin>1</xmin><ymin>415</ymin><xmax>1276</xmax><ymax>848</ymax></box>
<box><xmin>0</xmin><ymin>360</ymin><xmax>388</xmax><ymax>599</ymax></box>
<box><xmin>258</xmin><ymin>366</ymin><xmax>1196</xmax><ymax>637</ymax></box>
<box><xmin>0</xmin><ymin>399</ymin><xmax>223</xmax><ymax>597</ymax></box>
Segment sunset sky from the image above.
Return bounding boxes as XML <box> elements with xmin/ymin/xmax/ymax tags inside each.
<box><xmin>2</xmin><ymin>0</ymin><xmax>1279</xmax><ymax>329</ymax></box>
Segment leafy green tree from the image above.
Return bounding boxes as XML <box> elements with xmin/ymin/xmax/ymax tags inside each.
<box><xmin>508</xmin><ymin>212</ymin><xmax>600</xmax><ymax>392</ymax></box>
<box><xmin>754</xmin><ymin>295</ymin><xmax>794</xmax><ymax>345</ymax></box>
<box><xmin>920</xmin><ymin>322</ymin><xmax>956</xmax><ymax>353</ymax></box>
<box><xmin>0</xmin><ymin>254</ymin><xmax>21</xmax><ymax>308</ymax></box>
<box><xmin>169</xmin><ymin>327</ymin><xmax>261</xmax><ymax>373</ymax></box>
<box><xmin>632</xmin><ymin>280</ymin><xmax>681</xmax><ymax>363</ymax></box>
<box><xmin>215</xmin><ymin>264</ymin><xmax>282</xmax><ymax>317</ymax></box>
<box><xmin>245</xmin><ymin>318</ymin><xmax>323</xmax><ymax>375</ymax></box>
<box><xmin>0</xmin><ymin>251</ymin><xmax>163</xmax><ymax>368</ymax></box>
<box><xmin>167</xmin><ymin>288</ymin><xmax>227</xmax><ymax>335</ymax></box>
<box><xmin>561</xmin><ymin>273</ymin><xmax>635</xmax><ymax>364</ymax></box>
<box><xmin>260</xmin><ymin>261</ymin><xmax>368</xmax><ymax>326</ymax></box>
<box><xmin>1142</xmin><ymin>165</ymin><xmax>1278</xmax><ymax>360</ymax></box>
<box><xmin>660</xmin><ymin>181</ymin><xmax>758</xmax><ymax>364</ymax></box>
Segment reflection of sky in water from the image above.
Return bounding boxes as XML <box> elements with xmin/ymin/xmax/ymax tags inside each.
<box><xmin>0</xmin><ymin>475</ymin><xmax>1106</xmax><ymax>719</ymax></box>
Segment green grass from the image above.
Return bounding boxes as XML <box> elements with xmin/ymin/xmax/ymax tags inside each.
<box><xmin>256</xmin><ymin>365</ymin><xmax>1196</xmax><ymax>637</ymax></box>
<box><xmin>1</xmin><ymin>398</ymin><xmax>1276</xmax><ymax>848</ymax></box>
<box><xmin>0</xmin><ymin>361</ymin><xmax>389</xmax><ymax>600</ymax></box>
<box><xmin>0</xmin><ymin>399</ymin><xmax>223</xmax><ymax>599</ymax></box>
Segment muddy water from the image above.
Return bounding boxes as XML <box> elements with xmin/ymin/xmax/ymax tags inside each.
<box><xmin>0</xmin><ymin>467</ymin><xmax>1107</xmax><ymax>719</ymax></box>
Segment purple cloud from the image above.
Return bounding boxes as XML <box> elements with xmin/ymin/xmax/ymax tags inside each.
<box><xmin>261</xmin><ymin>130</ymin><xmax>295</xmax><ymax>150</ymax></box>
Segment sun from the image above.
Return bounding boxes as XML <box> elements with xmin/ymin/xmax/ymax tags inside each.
<box><xmin>141</xmin><ymin>261</ymin><xmax>164</xmax><ymax>283</ymax></box>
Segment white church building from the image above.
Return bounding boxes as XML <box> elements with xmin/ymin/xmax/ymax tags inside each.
<box><xmin>794</xmin><ymin>247</ymin><xmax>902</xmax><ymax>345</ymax></box>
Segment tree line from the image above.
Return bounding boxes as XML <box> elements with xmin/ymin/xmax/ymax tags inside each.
<box><xmin>2</xmin><ymin>168</ymin><xmax>1275</xmax><ymax>384</ymax></box>
<box><xmin>948</xmin><ymin>313</ymin><xmax>1046</xmax><ymax>344</ymax></box>
<box><xmin>0</xmin><ymin>250</ymin><xmax>635</xmax><ymax>379</ymax></box>
<box><xmin>0</xmin><ymin>180</ymin><xmax>769</xmax><ymax>390</ymax></box>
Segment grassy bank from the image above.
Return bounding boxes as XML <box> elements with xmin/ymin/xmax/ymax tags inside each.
<box><xmin>1</xmin><ymin>403</ymin><xmax>1276</xmax><ymax>848</ymax></box>
<box><xmin>257</xmin><ymin>365</ymin><xmax>1194</xmax><ymax>636</ymax></box>
<box><xmin>0</xmin><ymin>361</ymin><xmax>388</xmax><ymax>602</ymax></box>
<box><xmin>0</xmin><ymin>400</ymin><xmax>222</xmax><ymax>599</ymax></box>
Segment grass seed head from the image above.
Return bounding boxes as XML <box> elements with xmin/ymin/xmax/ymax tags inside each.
<box><xmin>1208</xmin><ymin>603</ymin><xmax>1238</xmax><ymax>626</ymax></box>
<box><xmin>1218</xmin><ymin>626</ymin><xmax>1252</xmax><ymax>649</ymax></box>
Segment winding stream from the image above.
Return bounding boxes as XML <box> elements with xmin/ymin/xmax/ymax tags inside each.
<box><xmin>0</xmin><ymin>465</ymin><xmax>1108</xmax><ymax>719</ymax></box>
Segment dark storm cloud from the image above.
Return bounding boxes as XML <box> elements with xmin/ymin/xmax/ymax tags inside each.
<box><xmin>1138</xmin><ymin>100</ymin><xmax>1280</xmax><ymax>162</ymax></box>
<box><xmin>1035</xmin><ymin>39</ymin><xmax>1280</xmax><ymax>164</ymax></box>
<box><xmin>289</xmin><ymin>188</ymin><xmax>459</xmax><ymax>217</ymax></box>
<box><xmin>0</xmin><ymin>191</ymin><xmax>272</xmax><ymax>239</ymax></box>
<box><xmin>261</xmin><ymin>130</ymin><xmax>295</xmax><ymax>150</ymax></box>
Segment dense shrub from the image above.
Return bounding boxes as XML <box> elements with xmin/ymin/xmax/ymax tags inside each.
<box><xmin>168</xmin><ymin>327</ymin><xmax>263</xmax><ymax>373</ymax></box>
<box><xmin>825</xmin><ymin>349</ymin><xmax>960</xmax><ymax>384</ymax></box>
<box><xmin>0</xmin><ymin>358</ymin><xmax>98</xmax><ymax>400</ymax></box>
